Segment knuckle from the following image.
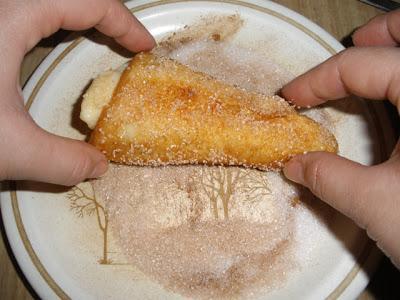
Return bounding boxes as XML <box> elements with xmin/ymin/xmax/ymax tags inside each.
<box><xmin>115</xmin><ymin>16</ymin><xmax>132</xmax><ymax>39</ymax></box>
<box><xmin>337</xmin><ymin>47</ymin><xmax>355</xmax><ymax>63</ymax></box>
<box><xmin>304</xmin><ymin>155</ymin><xmax>327</xmax><ymax>200</ymax></box>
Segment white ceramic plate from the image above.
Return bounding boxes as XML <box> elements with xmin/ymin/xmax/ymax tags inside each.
<box><xmin>1</xmin><ymin>1</ymin><xmax>394</xmax><ymax>299</ymax></box>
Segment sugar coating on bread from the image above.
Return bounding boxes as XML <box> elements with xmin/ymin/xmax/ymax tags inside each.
<box><xmin>87</xmin><ymin>52</ymin><xmax>338</xmax><ymax>169</ymax></box>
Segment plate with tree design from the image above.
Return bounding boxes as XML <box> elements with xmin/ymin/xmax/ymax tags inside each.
<box><xmin>1</xmin><ymin>0</ymin><xmax>394</xmax><ymax>299</ymax></box>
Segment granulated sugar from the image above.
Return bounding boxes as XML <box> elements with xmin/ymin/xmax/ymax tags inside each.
<box><xmin>154</xmin><ymin>14</ymin><xmax>292</xmax><ymax>95</ymax></box>
<box><xmin>91</xmin><ymin>14</ymin><xmax>335</xmax><ymax>299</ymax></box>
<box><xmin>166</xmin><ymin>41</ymin><xmax>293</xmax><ymax>96</ymax></box>
<box><xmin>94</xmin><ymin>165</ymin><xmax>298</xmax><ymax>299</ymax></box>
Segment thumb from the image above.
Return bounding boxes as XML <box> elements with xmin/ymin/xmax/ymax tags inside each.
<box><xmin>4</xmin><ymin>117</ymin><xmax>107</xmax><ymax>186</ymax></box>
<box><xmin>283</xmin><ymin>152</ymin><xmax>400</xmax><ymax>266</ymax></box>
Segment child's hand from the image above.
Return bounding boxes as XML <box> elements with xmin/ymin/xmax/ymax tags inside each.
<box><xmin>282</xmin><ymin>9</ymin><xmax>400</xmax><ymax>268</ymax></box>
<box><xmin>0</xmin><ymin>0</ymin><xmax>155</xmax><ymax>185</ymax></box>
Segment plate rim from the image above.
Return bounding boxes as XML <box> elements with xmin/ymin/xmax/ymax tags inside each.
<box><xmin>1</xmin><ymin>0</ymin><xmax>388</xmax><ymax>299</ymax></box>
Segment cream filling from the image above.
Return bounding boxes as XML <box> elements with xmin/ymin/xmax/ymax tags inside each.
<box><xmin>80</xmin><ymin>67</ymin><xmax>124</xmax><ymax>129</ymax></box>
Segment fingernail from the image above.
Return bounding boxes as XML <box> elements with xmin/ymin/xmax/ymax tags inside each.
<box><xmin>89</xmin><ymin>159</ymin><xmax>108</xmax><ymax>178</ymax></box>
<box><xmin>283</xmin><ymin>159</ymin><xmax>304</xmax><ymax>184</ymax></box>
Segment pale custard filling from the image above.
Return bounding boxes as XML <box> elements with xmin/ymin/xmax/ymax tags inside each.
<box><xmin>80</xmin><ymin>69</ymin><xmax>123</xmax><ymax>129</ymax></box>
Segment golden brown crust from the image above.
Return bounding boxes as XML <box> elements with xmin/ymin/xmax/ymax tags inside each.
<box><xmin>90</xmin><ymin>52</ymin><xmax>338</xmax><ymax>170</ymax></box>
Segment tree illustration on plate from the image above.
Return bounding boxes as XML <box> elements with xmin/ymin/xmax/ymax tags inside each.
<box><xmin>200</xmin><ymin>167</ymin><xmax>271</xmax><ymax>220</ymax></box>
<box><xmin>175</xmin><ymin>174</ymin><xmax>206</xmax><ymax>226</ymax></box>
<box><xmin>67</xmin><ymin>185</ymin><xmax>111</xmax><ymax>264</ymax></box>
<box><xmin>241</xmin><ymin>169</ymin><xmax>272</xmax><ymax>203</ymax></box>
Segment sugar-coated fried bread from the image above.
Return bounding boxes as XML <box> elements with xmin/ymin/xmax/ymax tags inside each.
<box><xmin>89</xmin><ymin>52</ymin><xmax>337</xmax><ymax>169</ymax></box>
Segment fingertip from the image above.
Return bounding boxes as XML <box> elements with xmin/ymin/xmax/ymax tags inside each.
<box><xmin>281</xmin><ymin>78</ymin><xmax>323</xmax><ymax>108</ymax></box>
<box><xmin>137</xmin><ymin>25</ymin><xmax>156</xmax><ymax>50</ymax></box>
<box><xmin>351</xmin><ymin>24</ymin><xmax>383</xmax><ymax>47</ymax></box>
<box><xmin>94</xmin><ymin>0</ymin><xmax>156</xmax><ymax>53</ymax></box>
<box><xmin>77</xmin><ymin>141</ymin><xmax>109</xmax><ymax>178</ymax></box>
<box><xmin>6</xmin><ymin>123</ymin><xmax>109</xmax><ymax>185</ymax></box>
<box><xmin>141</xmin><ymin>35</ymin><xmax>157</xmax><ymax>51</ymax></box>
<box><xmin>89</xmin><ymin>157</ymin><xmax>108</xmax><ymax>178</ymax></box>
<box><xmin>351</xmin><ymin>12</ymin><xmax>399</xmax><ymax>47</ymax></box>
<box><xmin>351</xmin><ymin>20</ymin><xmax>375</xmax><ymax>47</ymax></box>
<box><xmin>285</xmin><ymin>152</ymin><xmax>338</xmax><ymax>200</ymax></box>
<box><xmin>351</xmin><ymin>27</ymin><xmax>365</xmax><ymax>47</ymax></box>
<box><xmin>283</xmin><ymin>157</ymin><xmax>304</xmax><ymax>184</ymax></box>
<box><xmin>280</xmin><ymin>82</ymin><xmax>300</xmax><ymax>106</ymax></box>
<box><xmin>117</xmin><ymin>29</ymin><xmax>155</xmax><ymax>52</ymax></box>
<box><xmin>116</xmin><ymin>16</ymin><xmax>156</xmax><ymax>52</ymax></box>
<box><xmin>57</xmin><ymin>140</ymin><xmax>108</xmax><ymax>186</ymax></box>
<box><xmin>279</xmin><ymin>84</ymin><xmax>292</xmax><ymax>102</ymax></box>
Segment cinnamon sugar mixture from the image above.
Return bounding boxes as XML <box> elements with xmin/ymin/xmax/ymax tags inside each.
<box><xmin>92</xmin><ymin>15</ymin><xmax>334</xmax><ymax>299</ymax></box>
<box><xmin>154</xmin><ymin>15</ymin><xmax>292</xmax><ymax>96</ymax></box>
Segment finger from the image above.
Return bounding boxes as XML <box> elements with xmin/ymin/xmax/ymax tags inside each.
<box><xmin>26</xmin><ymin>0</ymin><xmax>155</xmax><ymax>53</ymax></box>
<box><xmin>2</xmin><ymin>112</ymin><xmax>107</xmax><ymax>186</ymax></box>
<box><xmin>353</xmin><ymin>10</ymin><xmax>400</xmax><ymax>47</ymax></box>
<box><xmin>94</xmin><ymin>3</ymin><xmax>156</xmax><ymax>52</ymax></box>
<box><xmin>281</xmin><ymin>47</ymin><xmax>400</xmax><ymax>107</ymax></box>
<box><xmin>284</xmin><ymin>152</ymin><xmax>371</xmax><ymax>223</ymax></box>
<box><xmin>58</xmin><ymin>0</ymin><xmax>155</xmax><ymax>52</ymax></box>
<box><xmin>283</xmin><ymin>152</ymin><xmax>400</xmax><ymax>265</ymax></box>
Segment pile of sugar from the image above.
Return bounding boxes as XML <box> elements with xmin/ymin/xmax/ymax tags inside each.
<box><xmin>166</xmin><ymin>40</ymin><xmax>293</xmax><ymax>96</ymax></box>
<box><xmin>92</xmin><ymin>15</ymin><xmax>335</xmax><ymax>299</ymax></box>
<box><xmin>94</xmin><ymin>166</ymin><xmax>298</xmax><ymax>298</ymax></box>
<box><xmin>154</xmin><ymin>14</ymin><xmax>293</xmax><ymax>95</ymax></box>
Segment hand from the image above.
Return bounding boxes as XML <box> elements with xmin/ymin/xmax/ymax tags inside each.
<box><xmin>281</xmin><ymin>9</ymin><xmax>400</xmax><ymax>268</ymax></box>
<box><xmin>0</xmin><ymin>0</ymin><xmax>155</xmax><ymax>185</ymax></box>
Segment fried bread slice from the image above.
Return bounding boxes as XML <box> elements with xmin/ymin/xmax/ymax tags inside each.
<box><xmin>88</xmin><ymin>52</ymin><xmax>337</xmax><ymax>169</ymax></box>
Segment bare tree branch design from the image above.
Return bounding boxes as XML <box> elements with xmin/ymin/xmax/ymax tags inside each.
<box><xmin>175</xmin><ymin>171</ymin><xmax>205</xmax><ymax>226</ymax></box>
<box><xmin>199</xmin><ymin>167</ymin><xmax>273</xmax><ymax>220</ymax></box>
<box><xmin>200</xmin><ymin>169</ymin><xmax>220</xmax><ymax>220</ymax></box>
<box><xmin>241</xmin><ymin>170</ymin><xmax>272</xmax><ymax>204</ymax></box>
<box><xmin>67</xmin><ymin>185</ymin><xmax>111</xmax><ymax>264</ymax></box>
<box><xmin>200</xmin><ymin>167</ymin><xmax>250</xmax><ymax>220</ymax></box>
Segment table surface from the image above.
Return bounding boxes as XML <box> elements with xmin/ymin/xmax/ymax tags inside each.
<box><xmin>1</xmin><ymin>0</ymin><xmax>399</xmax><ymax>299</ymax></box>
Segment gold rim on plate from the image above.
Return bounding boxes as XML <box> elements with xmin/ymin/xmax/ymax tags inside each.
<box><xmin>10</xmin><ymin>1</ymin><xmax>385</xmax><ymax>299</ymax></box>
